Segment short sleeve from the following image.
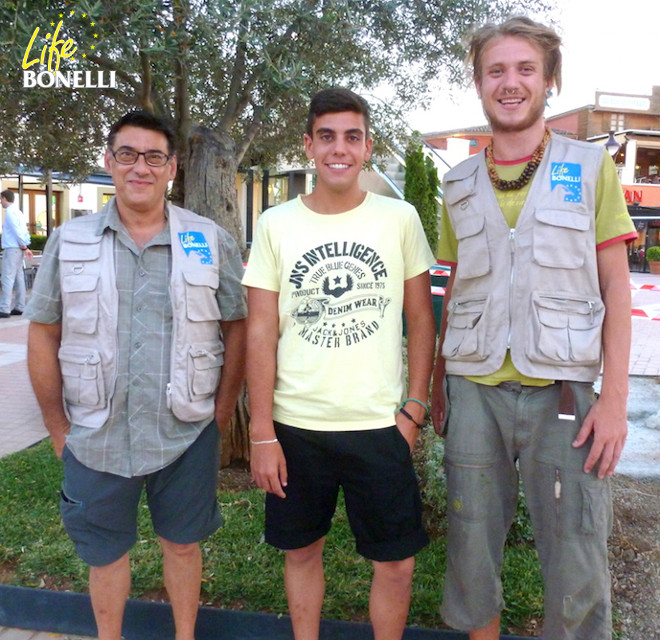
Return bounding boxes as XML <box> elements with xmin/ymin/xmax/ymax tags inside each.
<box><xmin>242</xmin><ymin>212</ymin><xmax>281</xmax><ymax>292</ymax></box>
<box><xmin>24</xmin><ymin>226</ymin><xmax>63</xmax><ymax>324</ymax></box>
<box><xmin>214</xmin><ymin>226</ymin><xmax>247</xmax><ymax>321</ymax></box>
<box><xmin>595</xmin><ymin>152</ymin><xmax>637</xmax><ymax>248</ymax></box>
<box><xmin>436</xmin><ymin>200</ymin><xmax>458</xmax><ymax>265</ymax></box>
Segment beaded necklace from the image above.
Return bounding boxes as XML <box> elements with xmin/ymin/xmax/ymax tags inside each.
<box><xmin>485</xmin><ymin>128</ymin><xmax>552</xmax><ymax>191</ymax></box>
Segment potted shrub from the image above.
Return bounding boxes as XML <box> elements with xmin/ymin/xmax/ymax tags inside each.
<box><xmin>647</xmin><ymin>245</ymin><xmax>660</xmax><ymax>275</ymax></box>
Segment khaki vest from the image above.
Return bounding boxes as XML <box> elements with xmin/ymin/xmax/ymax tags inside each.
<box><xmin>58</xmin><ymin>200</ymin><xmax>224</xmax><ymax>428</ymax></box>
<box><xmin>442</xmin><ymin>134</ymin><xmax>604</xmax><ymax>382</ymax></box>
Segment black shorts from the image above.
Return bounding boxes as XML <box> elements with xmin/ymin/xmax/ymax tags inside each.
<box><xmin>60</xmin><ymin>422</ymin><xmax>222</xmax><ymax>567</ymax></box>
<box><xmin>265</xmin><ymin>423</ymin><xmax>428</xmax><ymax>562</ymax></box>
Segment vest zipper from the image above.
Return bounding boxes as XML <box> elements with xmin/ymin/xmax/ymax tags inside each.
<box><xmin>507</xmin><ymin>228</ymin><xmax>516</xmax><ymax>348</ymax></box>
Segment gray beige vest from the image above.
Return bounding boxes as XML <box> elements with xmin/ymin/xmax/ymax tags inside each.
<box><xmin>58</xmin><ymin>201</ymin><xmax>224</xmax><ymax>428</ymax></box>
<box><xmin>442</xmin><ymin>134</ymin><xmax>605</xmax><ymax>382</ymax></box>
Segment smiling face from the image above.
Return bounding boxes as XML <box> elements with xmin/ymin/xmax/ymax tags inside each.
<box><xmin>475</xmin><ymin>35</ymin><xmax>552</xmax><ymax>135</ymax></box>
<box><xmin>303</xmin><ymin>111</ymin><xmax>373</xmax><ymax>197</ymax></box>
<box><xmin>104</xmin><ymin>125</ymin><xmax>177</xmax><ymax>218</ymax></box>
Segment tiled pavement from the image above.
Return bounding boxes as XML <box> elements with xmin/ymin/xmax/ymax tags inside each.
<box><xmin>0</xmin><ymin>272</ymin><xmax>658</xmax><ymax>639</ymax></box>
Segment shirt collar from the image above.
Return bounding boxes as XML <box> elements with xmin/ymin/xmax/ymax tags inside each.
<box><xmin>95</xmin><ymin>196</ymin><xmax>171</xmax><ymax>244</ymax></box>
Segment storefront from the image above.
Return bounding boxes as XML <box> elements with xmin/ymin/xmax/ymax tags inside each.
<box><xmin>627</xmin><ymin>202</ymin><xmax>660</xmax><ymax>273</ymax></box>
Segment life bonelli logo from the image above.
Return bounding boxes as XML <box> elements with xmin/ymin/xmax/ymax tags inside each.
<box><xmin>22</xmin><ymin>8</ymin><xmax>116</xmax><ymax>89</ymax></box>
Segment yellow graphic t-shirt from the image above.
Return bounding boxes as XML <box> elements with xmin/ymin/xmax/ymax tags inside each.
<box><xmin>244</xmin><ymin>192</ymin><xmax>436</xmax><ymax>429</ymax></box>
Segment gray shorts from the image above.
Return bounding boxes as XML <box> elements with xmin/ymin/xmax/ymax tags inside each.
<box><xmin>441</xmin><ymin>376</ymin><xmax>612</xmax><ymax>639</ymax></box>
<box><xmin>60</xmin><ymin>422</ymin><xmax>222</xmax><ymax>567</ymax></box>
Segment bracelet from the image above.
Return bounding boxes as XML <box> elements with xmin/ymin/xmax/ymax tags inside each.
<box><xmin>398</xmin><ymin>407</ymin><xmax>420</xmax><ymax>427</ymax></box>
<box><xmin>402</xmin><ymin>398</ymin><xmax>429</xmax><ymax>416</ymax></box>
<box><xmin>250</xmin><ymin>438</ymin><xmax>279</xmax><ymax>445</ymax></box>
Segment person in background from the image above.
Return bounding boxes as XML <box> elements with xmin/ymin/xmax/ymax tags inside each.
<box><xmin>0</xmin><ymin>189</ymin><xmax>33</xmax><ymax>318</ymax></box>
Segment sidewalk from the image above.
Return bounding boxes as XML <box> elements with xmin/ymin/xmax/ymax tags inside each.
<box><xmin>0</xmin><ymin>272</ymin><xmax>659</xmax><ymax>639</ymax></box>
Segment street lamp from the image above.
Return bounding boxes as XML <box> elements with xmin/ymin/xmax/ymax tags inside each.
<box><xmin>604</xmin><ymin>130</ymin><xmax>621</xmax><ymax>157</ymax></box>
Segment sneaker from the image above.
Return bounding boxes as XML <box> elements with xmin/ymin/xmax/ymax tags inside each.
<box><xmin>10</xmin><ymin>309</ymin><xmax>23</xmax><ymax>315</ymax></box>
<box><xmin>0</xmin><ymin>313</ymin><xmax>9</xmax><ymax>318</ymax></box>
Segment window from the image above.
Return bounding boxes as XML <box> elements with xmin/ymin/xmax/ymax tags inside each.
<box><xmin>610</xmin><ymin>113</ymin><xmax>625</xmax><ymax>131</ymax></box>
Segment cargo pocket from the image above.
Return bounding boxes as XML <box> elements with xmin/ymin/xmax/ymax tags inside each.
<box><xmin>183</xmin><ymin>270</ymin><xmax>222</xmax><ymax>322</ymax></box>
<box><xmin>442</xmin><ymin>295</ymin><xmax>490</xmax><ymax>361</ymax></box>
<box><xmin>61</xmin><ymin>274</ymin><xmax>100</xmax><ymax>334</ymax></box>
<box><xmin>528</xmin><ymin>293</ymin><xmax>604</xmax><ymax>366</ymax></box>
<box><xmin>533</xmin><ymin>207</ymin><xmax>590</xmax><ymax>269</ymax></box>
<box><xmin>444</xmin><ymin>455</ymin><xmax>497</xmax><ymax>523</ymax></box>
<box><xmin>188</xmin><ymin>343</ymin><xmax>224</xmax><ymax>400</ymax></box>
<box><xmin>580</xmin><ymin>480</ymin><xmax>612</xmax><ymax>536</ymax></box>
<box><xmin>455</xmin><ymin>214</ymin><xmax>490</xmax><ymax>279</ymax></box>
<box><xmin>58</xmin><ymin>345</ymin><xmax>106</xmax><ymax>410</ymax></box>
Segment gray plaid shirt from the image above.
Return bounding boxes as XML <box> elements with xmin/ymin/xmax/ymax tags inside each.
<box><xmin>25</xmin><ymin>200</ymin><xmax>246</xmax><ymax>477</ymax></box>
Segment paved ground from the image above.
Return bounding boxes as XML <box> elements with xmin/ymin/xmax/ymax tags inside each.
<box><xmin>0</xmin><ymin>272</ymin><xmax>658</xmax><ymax>639</ymax></box>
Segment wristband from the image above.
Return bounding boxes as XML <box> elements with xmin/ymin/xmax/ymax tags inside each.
<box><xmin>399</xmin><ymin>406</ymin><xmax>421</xmax><ymax>428</ymax></box>
<box><xmin>250</xmin><ymin>437</ymin><xmax>279</xmax><ymax>445</ymax></box>
<box><xmin>402</xmin><ymin>398</ymin><xmax>429</xmax><ymax>416</ymax></box>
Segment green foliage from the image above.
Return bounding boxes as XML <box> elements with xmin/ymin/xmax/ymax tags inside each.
<box><xmin>29</xmin><ymin>234</ymin><xmax>48</xmax><ymax>251</ymax></box>
<box><xmin>0</xmin><ymin>235</ymin><xmax>48</xmax><ymax>251</ymax></box>
<box><xmin>0</xmin><ymin>435</ymin><xmax>545</xmax><ymax>634</ymax></box>
<box><xmin>404</xmin><ymin>132</ymin><xmax>439</xmax><ymax>253</ymax></box>
<box><xmin>646</xmin><ymin>245</ymin><xmax>660</xmax><ymax>261</ymax></box>
<box><xmin>0</xmin><ymin>0</ymin><xmax>551</xmax><ymax>182</ymax></box>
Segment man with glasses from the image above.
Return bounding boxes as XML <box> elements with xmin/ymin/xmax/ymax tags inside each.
<box><xmin>25</xmin><ymin>110</ymin><xmax>247</xmax><ymax>640</ymax></box>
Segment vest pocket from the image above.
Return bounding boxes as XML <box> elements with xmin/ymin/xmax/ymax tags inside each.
<box><xmin>188</xmin><ymin>342</ymin><xmax>224</xmax><ymax>399</ymax></box>
<box><xmin>61</xmin><ymin>274</ymin><xmax>100</xmax><ymax>334</ymax></box>
<box><xmin>183</xmin><ymin>270</ymin><xmax>222</xmax><ymax>322</ymax></box>
<box><xmin>58</xmin><ymin>345</ymin><xmax>106</xmax><ymax>410</ymax></box>
<box><xmin>442</xmin><ymin>295</ymin><xmax>490</xmax><ymax>361</ymax></box>
<box><xmin>455</xmin><ymin>214</ymin><xmax>490</xmax><ymax>279</ymax></box>
<box><xmin>533</xmin><ymin>208</ymin><xmax>590</xmax><ymax>269</ymax></box>
<box><xmin>528</xmin><ymin>293</ymin><xmax>604</xmax><ymax>365</ymax></box>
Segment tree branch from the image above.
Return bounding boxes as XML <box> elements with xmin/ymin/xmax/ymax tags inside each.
<box><xmin>219</xmin><ymin>12</ymin><xmax>249</xmax><ymax>131</ymax></box>
<box><xmin>235</xmin><ymin>104</ymin><xmax>264</xmax><ymax>165</ymax></box>
<box><xmin>139</xmin><ymin>51</ymin><xmax>154</xmax><ymax>111</ymax></box>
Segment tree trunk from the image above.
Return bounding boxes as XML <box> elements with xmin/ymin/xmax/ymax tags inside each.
<box><xmin>184</xmin><ymin>125</ymin><xmax>246</xmax><ymax>253</ymax></box>
<box><xmin>183</xmin><ymin>125</ymin><xmax>250</xmax><ymax>468</ymax></box>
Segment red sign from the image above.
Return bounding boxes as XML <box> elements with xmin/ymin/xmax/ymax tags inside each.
<box><xmin>622</xmin><ymin>185</ymin><xmax>660</xmax><ymax>207</ymax></box>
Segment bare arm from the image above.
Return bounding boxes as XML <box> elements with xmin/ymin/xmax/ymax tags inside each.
<box><xmin>397</xmin><ymin>271</ymin><xmax>436</xmax><ymax>448</ymax></box>
<box><xmin>27</xmin><ymin>321</ymin><xmax>69</xmax><ymax>457</ymax></box>
<box><xmin>430</xmin><ymin>269</ymin><xmax>455</xmax><ymax>434</ymax></box>
<box><xmin>245</xmin><ymin>286</ymin><xmax>287</xmax><ymax>498</ymax></box>
<box><xmin>215</xmin><ymin>317</ymin><xmax>247</xmax><ymax>434</ymax></box>
<box><xmin>573</xmin><ymin>242</ymin><xmax>631</xmax><ymax>478</ymax></box>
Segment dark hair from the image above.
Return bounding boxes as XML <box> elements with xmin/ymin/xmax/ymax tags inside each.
<box><xmin>469</xmin><ymin>16</ymin><xmax>562</xmax><ymax>94</ymax></box>
<box><xmin>306</xmin><ymin>88</ymin><xmax>371</xmax><ymax>138</ymax></box>
<box><xmin>0</xmin><ymin>190</ymin><xmax>15</xmax><ymax>203</ymax></box>
<box><xmin>107</xmin><ymin>110</ymin><xmax>176</xmax><ymax>154</ymax></box>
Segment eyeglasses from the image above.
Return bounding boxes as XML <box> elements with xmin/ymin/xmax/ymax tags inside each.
<box><xmin>110</xmin><ymin>147</ymin><xmax>172</xmax><ymax>167</ymax></box>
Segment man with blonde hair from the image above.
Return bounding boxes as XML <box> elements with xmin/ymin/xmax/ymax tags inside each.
<box><xmin>431</xmin><ymin>16</ymin><xmax>636</xmax><ymax>640</ymax></box>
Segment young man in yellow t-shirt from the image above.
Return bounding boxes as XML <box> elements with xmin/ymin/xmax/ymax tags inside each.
<box><xmin>243</xmin><ymin>88</ymin><xmax>436</xmax><ymax>640</ymax></box>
